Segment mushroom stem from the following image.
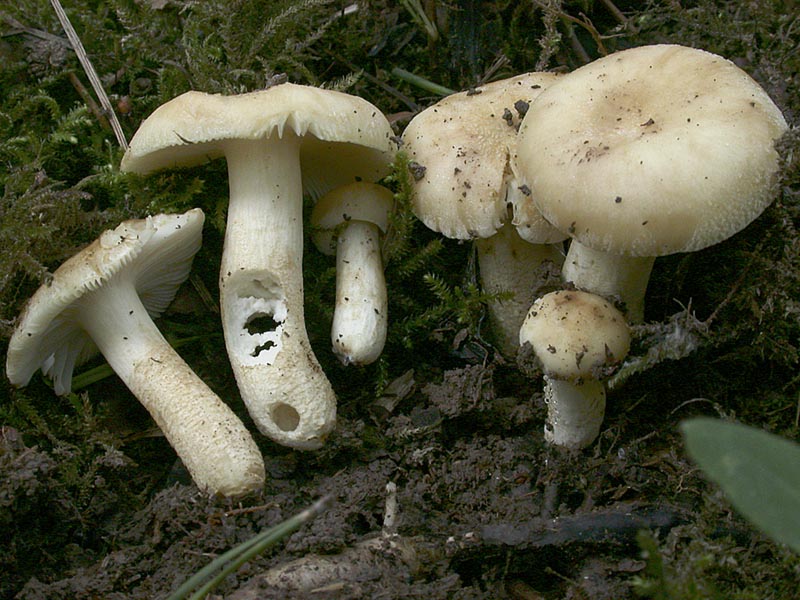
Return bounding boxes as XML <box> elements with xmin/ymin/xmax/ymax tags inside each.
<box><xmin>476</xmin><ymin>222</ymin><xmax>563</xmax><ymax>357</ymax></box>
<box><xmin>332</xmin><ymin>220</ymin><xmax>388</xmax><ymax>365</ymax></box>
<box><xmin>76</xmin><ymin>281</ymin><xmax>265</xmax><ymax>497</ymax></box>
<box><xmin>219</xmin><ymin>133</ymin><xmax>336</xmax><ymax>449</ymax></box>
<box><xmin>561</xmin><ymin>239</ymin><xmax>655</xmax><ymax>322</ymax></box>
<box><xmin>543</xmin><ymin>377</ymin><xmax>606</xmax><ymax>449</ymax></box>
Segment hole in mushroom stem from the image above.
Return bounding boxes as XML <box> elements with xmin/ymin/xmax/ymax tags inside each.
<box><xmin>272</xmin><ymin>403</ymin><xmax>300</xmax><ymax>432</ymax></box>
<box><xmin>251</xmin><ymin>339</ymin><xmax>277</xmax><ymax>357</ymax></box>
<box><xmin>246</xmin><ymin>313</ymin><xmax>280</xmax><ymax>335</ymax></box>
<box><xmin>224</xmin><ymin>274</ymin><xmax>287</xmax><ymax>366</ymax></box>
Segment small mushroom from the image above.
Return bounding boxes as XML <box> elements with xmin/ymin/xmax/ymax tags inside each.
<box><xmin>121</xmin><ymin>84</ymin><xmax>395</xmax><ymax>449</ymax></box>
<box><xmin>520</xmin><ymin>290</ymin><xmax>630</xmax><ymax>449</ymax></box>
<box><xmin>402</xmin><ymin>73</ymin><xmax>567</xmax><ymax>357</ymax></box>
<box><xmin>514</xmin><ymin>44</ymin><xmax>788</xmax><ymax>322</ymax></box>
<box><xmin>5</xmin><ymin>210</ymin><xmax>265</xmax><ymax>496</ymax></box>
<box><xmin>311</xmin><ymin>182</ymin><xmax>393</xmax><ymax>366</ymax></box>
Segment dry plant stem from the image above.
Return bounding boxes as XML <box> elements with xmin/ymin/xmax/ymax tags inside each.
<box><xmin>220</xmin><ymin>134</ymin><xmax>336</xmax><ymax>449</ymax></box>
<box><xmin>50</xmin><ymin>0</ymin><xmax>127</xmax><ymax>149</ymax></box>
<box><xmin>561</xmin><ymin>239</ymin><xmax>654</xmax><ymax>323</ymax></box>
<box><xmin>332</xmin><ymin>221</ymin><xmax>388</xmax><ymax>365</ymax></box>
<box><xmin>476</xmin><ymin>223</ymin><xmax>563</xmax><ymax>357</ymax></box>
<box><xmin>544</xmin><ymin>377</ymin><xmax>606</xmax><ymax>449</ymax></box>
<box><xmin>77</xmin><ymin>281</ymin><xmax>264</xmax><ymax>496</ymax></box>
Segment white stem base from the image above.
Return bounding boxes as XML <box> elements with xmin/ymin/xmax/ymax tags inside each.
<box><xmin>332</xmin><ymin>221</ymin><xmax>387</xmax><ymax>365</ymax></box>
<box><xmin>220</xmin><ymin>135</ymin><xmax>336</xmax><ymax>450</ymax></box>
<box><xmin>476</xmin><ymin>223</ymin><xmax>564</xmax><ymax>357</ymax></box>
<box><xmin>543</xmin><ymin>376</ymin><xmax>606</xmax><ymax>449</ymax></box>
<box><xmin>561</xmin><ymin>240</ymin><xmax>654</xmax><ymax>323</ymax></box>
<box><xmin>78</xmin><ymin>282</ymin><xmax>265</xmax><ymax>497</ymax></box>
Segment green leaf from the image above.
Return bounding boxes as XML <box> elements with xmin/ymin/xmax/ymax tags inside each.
<box><xmin>681</xmin><ymin>417</ymin><xmax>800</xmax><ymax>552</ymax></box>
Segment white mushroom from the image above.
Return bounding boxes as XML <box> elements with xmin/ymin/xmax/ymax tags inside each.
<box><xmin>5</xmin><ymin>210</ymin><xmax>265</xmax><ymax>496</ymax></box>
<box><xmin>514</xmin><ymin>44</ymin><xmax>789</xmax><ymax>322</ymax></box>
<box><xmin>121</xmin><ymin>83</ymin><xmax>395</xmax><ymax>449</ymax></box>
<box><xmin>311</xmin><ymin>182</ymin><xmax>393</xmax><ymax>366</ymax></box>
<box><xmin>520</xmin><ymin>290</ymin><xmax>630</xmax><ymax>449</ymax></box>
<box><xmin>402</xmin><ymin>73</ymin><xmax>567</xmax><ymax>357</ymax></box>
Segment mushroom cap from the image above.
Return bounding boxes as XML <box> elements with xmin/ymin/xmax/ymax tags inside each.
<box><xmin>402</xmin><ymin>72</ymin><xmax>566</xmax><ymax>242</ymax></box>
<box><xmin>310</xmin><ymin>182</ymin><xmax>394</xmax><ymax>255</ymax></box>
<box><xmin>520</xmin><ymin>290</ymin><xmax>630</xmax><ymax>381</ymax></box>
<box><xmin>515</xmin><ymin>44</ymin><xmax>788</xmax><ymax>257</ymax></box>
<box><xmin>120</xmin><ymin>83</ymin><xmax>396</xmax><ymax>199</ymax></box>
<box><xmin>6</xmin><ymin>209</ymin><xmax>205</xmax><ymax>391</ymax></box>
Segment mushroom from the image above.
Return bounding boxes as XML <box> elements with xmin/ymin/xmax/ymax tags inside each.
<box><xmin>310</xmin><ymin>182</ymin><xmax>393</xmax><ymax>366</ymax></box>
<box><xmin>120</xmin><ymin>83</ymin><xmax>395</xmax><ymax>449</ymax></box>
<box><xmin>519</xmin><ymin>290</ymin><xmax>630</xmax><ymax>449</ymax></box>
<box><xmin>514</xmin><ymin>44</ymin><xmax>789</xmax><ymax>322</ymax></box>
<box><xmin>401</xmin><ymin>72</ymin><xmax>567</xmax><ymax>357</ymax></box>
<box><xmin>5</xmin><ymin>209</ymin><xmax>266</xmax><ymax>497</ymax></box>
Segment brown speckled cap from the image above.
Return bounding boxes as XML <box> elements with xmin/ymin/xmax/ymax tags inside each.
<box><xmin>519</xmin><ymin>290</ymin><xmax>630</xmax><ymax>381</ymax></box>
<box><xmin>515</xmin><ymin>44</ymin><xmax>788</xmax><ymax>256</ymax></box>
<box><xmin>402</xmin><ymin>72</ymin><xmax>566</xmax><ymax>242</ymax></box>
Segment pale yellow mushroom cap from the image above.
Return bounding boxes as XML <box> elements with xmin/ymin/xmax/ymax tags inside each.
<box><xmin>310</xmin><ymin>182</ymin><xmax>394</xmax><ymax>255</ymax></box>
<box><xmin>121</xmin><ymin>83</ymin><xmax>395</xmax><ymax>199</ymax></box>
<box><xmin>520</xmin><ymin>290</ymin><xmax>630</xmax><ymax>381</ymax></box>
<box><xmin>515</xmin><ymin>44</ymin><xmax>788</xmax><ymax>257</ymax></box>
<box><xmin>402</xmin><ymin>72</ymin><xmax>566</xmax><ymax>242</ymax></box>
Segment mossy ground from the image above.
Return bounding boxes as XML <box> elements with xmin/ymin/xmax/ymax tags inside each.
<box><xmin>1</xmin><ymin>1</ymin><xmax>799</xmax><ymax>598</ymax></box>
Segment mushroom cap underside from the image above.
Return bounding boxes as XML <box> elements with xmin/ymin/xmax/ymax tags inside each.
<box><xmin>515</xmin><ymin>44</ymin><xmax>788</xmax><ymax>257</ymax></box>
<box><xmin>6</xmin><ymin>209</ymin><xmax>204</xmax><ymax>390</ymax></box>
<box><xmin>310</xmin><ymin>182</ymin><xmax>394</xmax><ymax>255</ymax></box>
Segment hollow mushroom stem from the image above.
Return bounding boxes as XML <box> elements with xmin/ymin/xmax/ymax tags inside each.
<box><xmin>543</xmin><ymin>377</ymin><xmax>606</xmax><ymax>448</ymax></box>
<box><xmin>76</xmin><ymin>280</ymin><xmax>265</xmax><ymax>497</ymax></box>
<box><xmin>331</xmin><ymin>220</ymin><xmax>388</xmax><ymax>365</ymax></box>
<box><xmin>561</xmin><ymin>240</ymin><xmax>655</xmax><ymax>323</ymax></box>
<box><xmin>476</xmin><ymin>222</ymin><xmax>564</xmax><ymax>356</ymax></box>
<box><xmin>219</xmin><ymin>133</ymin><xmax>336</xmax><ymax>449</ymax></box>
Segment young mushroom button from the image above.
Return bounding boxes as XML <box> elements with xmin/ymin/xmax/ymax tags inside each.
<box><xmin>514</xmin><ymin>44</ymin><xmax>789</xmax><ymax>322</ymax></box>
<box><xmin>121</xmin><ymin>83</ymin><xmax>396</xmax><ymax>449</ymax></box>
<box><xmin>311</xmin><ymin>182</ymin><xmax>393</xmax><ymax>366</ymax></box>
<box><xmin>402</xmin><ymin>72</ymin><xmax>567</xmax><ymax>358</ymax></box>
<box><xmin>5</xmin><ymin>210</ymin><xmax>265</xmax><ymax>497</ymax></box>
<box><xmin>520</xmin><ymin>290</ymin><xmax>631</xmax><ymax>449</ymax></box>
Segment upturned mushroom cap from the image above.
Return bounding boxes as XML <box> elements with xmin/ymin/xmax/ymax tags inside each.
<box><xmin>520</xmin><ymin>290</ymin><xmax>630</xmax><ymax>382</ymax></box>
<box><xmin>121</xmin><ymin>83</ymin><xmax>395</xmax><ymax>197</ymax></box>
<box><xmin>310</xmin><ymin>182</ymin><xmax>394</xmax><ymax>255</ymax></box>
<box><xmin>6</xmin><ymin>209</ymin><xmax>268</xmax><ymax>497</ymax></box>
<box><xmin>7</xmin><ymin>210</ymin><xmax>204</xmax><ymax>392</ymax></box>
<box><xmin>515</xmin><ymin>44</ymin><xmax>789</xmax><ymax>257</ymax></box>
<box><xmin>402</xmin><ymin>72</ymin><xmax>566</xmax><ymax>242</ymax></box>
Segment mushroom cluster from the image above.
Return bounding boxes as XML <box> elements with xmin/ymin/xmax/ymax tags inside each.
<box><xmin>512</xmin><ymin>44</ymin><xmax>788</xmax><ymax>447</ymax></box>
<box><xmin>5</xmin><ymin>44</ymin><xmax>789</xmax><ymax>491</ymax></box>
<box><xmin>120</xmin><ymin>83</ymin><xmax>395</xmax><ymax>449</ymax></box>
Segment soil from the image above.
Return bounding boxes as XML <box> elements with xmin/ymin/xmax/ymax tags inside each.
<box><xmin>3</xmin><ymin>348</ymin><xmax>791</xmax><ymax>599</ymax></box>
